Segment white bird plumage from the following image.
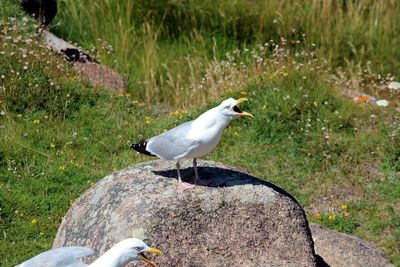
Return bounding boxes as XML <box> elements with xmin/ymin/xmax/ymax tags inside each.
<box><xmin>132</xmin><ymin>97</ymin><xmax>253</xmax><ymax>190</ymax></box>
<box><xmin>16</xmin><ymin>238</ymin><xmax>162</xmax><ymax>267</ymax></box>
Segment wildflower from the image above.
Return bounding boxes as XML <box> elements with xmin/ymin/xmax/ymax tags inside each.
<box><xmin>313</xmin><ymin>101</ymin><xmax>318</xmax><ymax>107</ymax></box>
<box><xmin>376</xmin><ymin>99</ymin><xmax>389</xmax><ymax>107</ymax></box>
<box><xmin>262</xmin><ymin>105</ymin><xmax>267</xmax><ymax>110</ymax></box>
<box><xmin>59</xmin><ymin>165</ymin><xmax>65</xmax><ymax>171</ymax></box>
<box><xmin>328</xmin><ymin>215</ymin><xmax>336</xmax><ymax>221</ymax></box>
<box><xmin>388</xmin><ymin>81</ymin><xmax>400</xmax><ymax>90</ymax></box>
<box><xmin>354</xmin><ymin>95</ymin><xmax>369</xmax><ymax>104</ymax></box>
<box><xmin>0</xmin><ymin>111</ymin><xmax>5</xmax><ymax>116</ymax></box>
<box><xmin>17</xmin><ymin>114</ymin><xmax>22</xmax><ymax>118</ymax></box>
<box><xmin>314</xmin><ymin>212</ymin><xmax>321</xmax><ymax>218</ymax></box>
<box><xmin>145</xmin><ymin>117</ymin><xmax>151</xmax><ymax>124</ymax></box>
<box><xmin>31</xmin><ymin>218</ymin><xmax>37</xmax><ymax>225</ymax></box>
<box><xmin>50</xmin><ymin>143</ymin><xmax>55</xmax><ymax>148</ymax></box>
<box><xmin>33</xmin><ymin>119</ymin><xmax>40</xmax><ymax>124</ymax></box>
<box><xmin>240</xmin><ymin>91</ymin><xmax>248</xmax><ymax>96</ymax></box>
<box><xmin>112</xmin><ymin>167</ymin><xmax>117</xmax><ymax>172</ymax></box>
<box><xmin>340</xmin><ymin>204</ymin><xmax>348</xmax><ymax>210</ymax></box>
<box><xmin>344</xmin><ymin>211</ymin><xmax>350</xmax><ymax>217</ymax></box>
<box><xmin>282</xmin><ymin>72</ymin><xmax>289</xmax><ymax>77</ymax></box>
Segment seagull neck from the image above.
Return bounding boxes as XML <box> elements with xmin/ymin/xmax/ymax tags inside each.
<box><xmin>194</xmin><ymin>108</ymin><xmax>230</xmax><ymax>129</ymax></box>
<box><xmin>89</xmin><ymin>246</ymin><xmax>132</xmax><ymax>267</ymax></box>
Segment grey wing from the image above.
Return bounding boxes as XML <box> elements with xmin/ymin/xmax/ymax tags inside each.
<box><xmin>16</xmin><ymin>247</ymin><xmax>94</xmax><ymax>267</ymax></box>
<box><xmin>147</xmin><ymin>121</ymin><xmax>199</xmax><ymax>160</ymax></box>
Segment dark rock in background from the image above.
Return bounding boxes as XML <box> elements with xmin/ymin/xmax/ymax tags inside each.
<box><xmin>53</xmin><ymin>160</ymin><xmax>317</xmax><ymax>267</ymax></box>
<box><xmin>20</xmin><ymin>0</ymin><xmax>57</xmax><ymax>26</ymax></box>
<box><xmin>42</xmin><ymin>30</ymin><xmax>126</xmax><ymax>92</ymax></box>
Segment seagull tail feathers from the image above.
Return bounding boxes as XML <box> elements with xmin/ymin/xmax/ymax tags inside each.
<box><xmin>131</xmin><ymin>140</ymin><xmax>156</xmax><ymax>157</ymax></box>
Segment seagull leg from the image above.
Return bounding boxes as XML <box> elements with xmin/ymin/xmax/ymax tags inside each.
<box><xmin>193</xmin><ymin>158</ymin><xmax>208</xmax><ymax>186</ymax></box>
<box><xmin>176</xmin><ymin>161</ymin><xmax>195</xmax><ymax>191</ymax></box>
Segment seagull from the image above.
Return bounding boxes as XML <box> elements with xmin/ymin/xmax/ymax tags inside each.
<box><xmin>16</xmin><ymin>238</ymin><xmax>163</xmax><ymax>267</ymax></box>
<box><xmin>132</xmin><ymin>97</ymin><xmax>253</xmax><ymax>190</ymax></box>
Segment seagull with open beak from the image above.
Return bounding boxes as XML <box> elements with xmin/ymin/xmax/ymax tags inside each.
<box><xmin>132</xmin><ymin>97</ymin><xmax>254</xmax><ymax>191</ymax></box>
<box><xmin>16</xmin><ymin>238</ymin><xmax>163</xmax><ymax>267</ymax></box>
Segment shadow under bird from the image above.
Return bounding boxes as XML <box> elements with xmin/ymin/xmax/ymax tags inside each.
<box><xmin>16</xmin><ymin>238</ymin><xmax>162</xmax><ymax>267</ymax></box>
<box><xmin>132</xmin><ymin>97</ymin><xmax>253</xmax><ymax>190</ymax></box>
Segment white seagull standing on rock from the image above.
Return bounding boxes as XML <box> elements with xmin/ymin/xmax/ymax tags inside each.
<box><xmin>16</xmin><ymin>238</ymin><xmax>163</xmax><ymax>267</ymax></box>
<box><xmin>132</xmin><ymin>97</ymin><xmax>254</xmax><ymax>190</ymax></box>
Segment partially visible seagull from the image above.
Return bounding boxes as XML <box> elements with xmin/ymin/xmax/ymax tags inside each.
<box><xmin>132</xmin><ymin>98</ymin><xmax>253</xmax><ymax>190</ymax></box>
<box><xmin>16</xmin><ymin>238</ymin><xmax>163</xmax><ymax>267</ymax></box>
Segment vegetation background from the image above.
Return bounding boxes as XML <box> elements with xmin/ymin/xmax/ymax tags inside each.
<box><xmin>0</xmin><ymin>0</ymin><xmax>399</xmax><ymax>266</ymax></box>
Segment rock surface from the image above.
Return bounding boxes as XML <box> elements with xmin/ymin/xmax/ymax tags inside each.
<box><xmin>311</xmin><ymin>224</ymin><xmax>393</xmax><ymax>267</ymax></box>
<box><xmin>53</xmin><ymin>160</ymin><xmax>317</xmax><ymax>267</ymax></box>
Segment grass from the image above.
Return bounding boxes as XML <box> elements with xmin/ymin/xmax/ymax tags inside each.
<box><xmin>1</xmin><ymin>0</ymin><xmax>400</xmax><ymax>266</ymax></box>
<box><xmin>52</xmin><ymin>0</ymin><xmax>400</xmax><ymax>106</ymax></box>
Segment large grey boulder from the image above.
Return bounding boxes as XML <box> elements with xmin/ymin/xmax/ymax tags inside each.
<box><xmin>311</xmin><ymin>224</ymin><xmax>393</xmax><ymax>267</ymax></box>
<box><xmin>53</xmin><ymin>160</ymin><xmax>317</xmax><ymax>266</ymax></box>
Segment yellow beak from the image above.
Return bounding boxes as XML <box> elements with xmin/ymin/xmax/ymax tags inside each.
<box><xmin>235</xmin><ymin>98</ymin><xmax>254</xmax><ymax>118</ymax></box>
<box><xmin>140</xmin><ymin>247</ymin><xmax>163</xmax><ymax>267</ymax></box>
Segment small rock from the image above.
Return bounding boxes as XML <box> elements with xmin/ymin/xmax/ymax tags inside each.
<box><xmin>310</xmin><ymin>224</ymin><xmax>393</xmax><ymax>267</ymax></box>
<box><xmin>376</xmin><ymin>99</ymin><xmax>389</xmax><ymax>107</ymax></box>
<box><xmin>388</xmin><ymin>81</ymin><xmax>400</xmax><ymax>90</ymax></box>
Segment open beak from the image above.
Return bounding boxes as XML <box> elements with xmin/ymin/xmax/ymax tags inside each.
<box><xmin>234</xmin><ymin>98</ymin><xmax>254</xmax><ymax>118</ymax></box>
<box><xmin>139</xmin><ymin>247</ymin><xmax>163</xmax><ymax>267</ymax></box>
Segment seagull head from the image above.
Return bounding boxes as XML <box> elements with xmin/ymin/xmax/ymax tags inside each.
<box><xmin>219</xmin><ymin>98</ymin><xmax>254</xmax><ymax>120</ymax></box>
<box><xmin>115</xmin><ymin>238</ymin><xmax>162</xmax><ymax>267</ymax></box>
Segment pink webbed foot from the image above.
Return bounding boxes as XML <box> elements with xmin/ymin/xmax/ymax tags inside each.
<box><xmin>178</xmin><ymin>181</ymin><xmax>196</xmax><ymax>191</ymax></box>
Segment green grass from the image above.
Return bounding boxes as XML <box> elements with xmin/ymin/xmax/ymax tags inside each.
<box><xmin>1</xmin><ymin>0</ymin><xmax>400</xmax><ymax>266</ymax></box>
<box><xmin>52</xmin><ymin>0</ymin><xmax>400</xmax><ymax>105</ymax></box>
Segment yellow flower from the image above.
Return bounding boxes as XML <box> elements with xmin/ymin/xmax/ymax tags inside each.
<box><xmin>328</xmin><ymin>215</ymin><xmax>336</xmax><ymax>221</ymax></box>
<box><xmin>31</xmin><ymin>218</ymin><xmax>37</xmax><ymax>225</ymax></box>
<box><xmin>313</xmin><ymin>101</ymin><xmax>318</xmax><ymax>107</ymax></box>
<box><xmin>33</xmin><ymin>119</ymin><xmax>40</xmax><ymax>125</ymax></box>
<box><xmin>50</xmin><ymin>143</ymin><xmax>55</xmax><ymax>148</ymax></box>
<box><xmin>262</xmin><ymin>105</ymin><xmax>267</xmax><ymax>110</ymax></box>
<box><xmin>340</xmin><ymin>204</ymin><xmax>348</xmax><ymax>210</ymax></box>
<box><xmin>314</xmin><ymin>212</ymin><xmax>321</xmax><ymax>218</ymax></box>
<box><xmin>17</xmin><ymin>114</ymin><xmax>22</xmax><ymax>118</ymax></box>
<box><xmin>112</xmin><ymin>167</ymin><xmax>117</xmax><ymax>172</ymax></box>
<box><xmin>59</xmin><ymin>165</ymin><xmax>65</xmax><ymax>171</ymax></box>
<box><xmin>282</xmin><ymin>72</ymin><xmax>289</xmax><ymax>77</ymax></box>
<box><xmin>240</xmin><ymin>91</ymin><xmax>247</xmax><ymax>96</ymax></box>
<box><xmin>145</xmin><ymin>116</ymin><xmax>151</xmax><ymax>124</ymax></box>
